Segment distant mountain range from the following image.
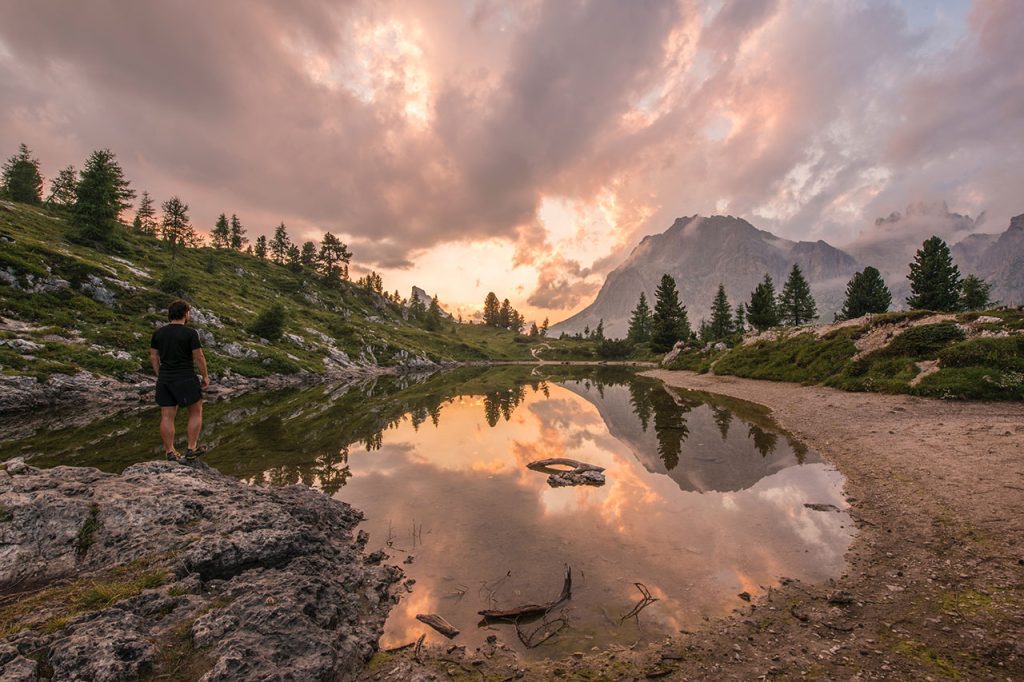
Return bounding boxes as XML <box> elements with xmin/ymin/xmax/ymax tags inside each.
<box><xmin>551</xmin><ymin>207</ymin><xmax>1024</xmax><ymax>338</ymax></box>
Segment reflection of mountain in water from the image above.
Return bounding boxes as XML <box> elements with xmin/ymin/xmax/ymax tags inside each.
<box><xmin>562</xmin><ymin>380</ymin><xmax>820</xmax><ymax>493</ymax></box>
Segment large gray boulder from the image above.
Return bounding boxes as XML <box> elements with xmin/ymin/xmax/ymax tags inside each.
<box><xmin>0</xmin><ymin>459</ymin><xmax>401</xmax><ymax>681</ymax></box>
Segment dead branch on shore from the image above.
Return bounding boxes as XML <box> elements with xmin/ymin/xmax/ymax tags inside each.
<box><xmin>526</xmin><ymin>459</ymin><xmax>606</xmax><ymax>487</ymax></box>
<box><xmin>515</xmin><ymin>611</ymin><xmax>569</xmax><ymax>648</ymax></box>
<box><xmin>621</xmin><ymin>583</ymin><xmax>659</xmax><ymax>625</ymax></box>
<box><xmin>416</xmin><ymin>613</ymin><xmax>460</xmax><ymax>638</ymax></box>
<box><xmin>478</xmin><ymin>565</ymin><xmax>572</xmax><ymax>621</ymax></box>
<box><xmin>414</xmin><ymin>634</ymin><xmax>425</xmax><ymax>663</ymax></box>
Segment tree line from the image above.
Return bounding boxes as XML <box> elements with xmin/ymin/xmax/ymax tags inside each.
<box><xmin>622</xmin><ymin>235</ymin><xmax>994</xmax><ymax>353</ymax></box>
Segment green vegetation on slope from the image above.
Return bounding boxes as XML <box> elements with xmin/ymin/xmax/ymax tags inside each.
<box><xmin>0</xmin><ymin>202</ymin><xmax>592</xmax><ymax>380</ymax></box>
<box><xmin>667</xmin><ymin>310</ymin><xmax>1024</xmax><ymax>400</ymax></box>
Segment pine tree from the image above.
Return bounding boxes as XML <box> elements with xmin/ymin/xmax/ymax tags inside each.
<box><xmin>211</xmin><ymin>213</ymin><xmax>231</xmax><ymax>248</ymax></box>
<box><xmin>960</xmin><ymin>274</ymin><xmax>992</xmax><ymax>311</ymax></box>
<box><xmin>286</xmin><ymin>243</ymin><xmax>302</xmax><ymax>272</ymax></box>
<box><xmin>229</xmin><ymin>214</ymin><xmax>247</xmax><ymax>250</ymax></box>
<box><xmin>540</xmin><ymin>318</ymin><xmax>549</xmax><ymax>337</ymax></box>
<box><xmin>72</xmin><ymin>149</ymin><xmax>135</xmax><ymax>245</ymax></box>
<box><xmin>300</xmin><ymin>240</ymin><xmax>318</xmax><ymax>267</ymax></box>
<box><xmin>627</xmin><ymin>292</ymin><xmax>652</xmax><ymax>342</ymax></box>
<box><xmin>483</xmin><ymin>293</ymin><xmax>501</xmax><ymax>327</ymax></box>
<box><xmin>132</xmin><ymin>191</ymin><xmax>158</xmax><ymax>235</ymax></box>
<box><xmin>45</xmin><ymin>165</ymin><xmax>77</xmax><ymax>208</ymax></box>
<box><xmin>254</xmin><ymin>235</ymin><xmax>268</xmax><ymax>259</ymax></box>
<box><xmin>734</xmin><ymin>303</ymin><xmax>746</xmax><ymax>333</ymax></box>
<box><xmin>270</xmin><ymin>222</ymin><xmax>291</xmax><ymax>264</ymax></box>
<box><xmin>528</xmin><ymin>322</ymin><xmax>539</xmax><ymax>337</ymax></box>
<box><xmin>160</xmin><ymin>196</ymin><xmax>198</xmax><ymax>261</ymax></box>
<box><xmin>425</xmin><ymin>295</ymin><xmax>443</xmax><ymax>331</ymax></box>
<box><xmin>317</xmin><ymin>232</ymin><xmax>351</xmax><ymax>284</ymax></box>
<box><xmin>651</xmin><ymin>274</ymin><xmax>691</xmax><ymax>352</ymax></box>
<box><xmin>778</xmin><ymin>264</ymin><xmax>817</xmax><ymax>326</ymax></box>
<box><xmin>593</xmin><ymin>319</ymin><xmax>605</xmax><ymax>341</ymax></box>
<box><xmin>746</xmin><ymin>273</ymin><xmax>780</xmax><ymax>331</ymax></box>
<box><xmin>498</xmin><ymin>299</ymin><xmax>514</xmax><ymax>329</ymax></box>
<box><xmin>1</xmin><ymin>144</ymin><xmax>43</xmax><ymax>205</ymax></box>
<box><xmin>708</xmin><ymin>284</ymin><xmax>734</xmax><ymax>340</ymax></box>
<box><xmin>839</xmin><ymin>266</ymin><xmax>892</xmax><ymax>319</ymax></box>
<box><xmin>409</xmin><ymin>293</ymin><xmax>427</xmax><ymax>320</ymax></box>
<box><xmin>906</xmin><ymin>236</ymin><xmax>962</xmax><ymax>311</ymax></box>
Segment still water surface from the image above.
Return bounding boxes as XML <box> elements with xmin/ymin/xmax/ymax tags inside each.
<box><xmin>4</xmin><ymin>367</ymin><xmax>853</xmax><ymax>657</ymax></box>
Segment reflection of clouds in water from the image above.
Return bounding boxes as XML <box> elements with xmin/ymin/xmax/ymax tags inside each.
<box><xmin>341</xmin><ymin>380</ymin><xmax>852</xmax><ymax>655</ymax></box>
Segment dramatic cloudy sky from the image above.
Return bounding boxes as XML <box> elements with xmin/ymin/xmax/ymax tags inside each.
<box><xmin>1</xmin><ymin>0</ymin><xmax>1021</xmax><ymax>322</ymax></box>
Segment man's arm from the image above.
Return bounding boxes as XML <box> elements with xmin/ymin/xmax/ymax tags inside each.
<box><xmin>149</xmin><ymin>348</ymin><xmax>160</xmax><ymax>376</ymax></box>
<box><xmin>193</xmin><ymin>348</ymin><xmax>209</xmax><ymax>389</ymax></box>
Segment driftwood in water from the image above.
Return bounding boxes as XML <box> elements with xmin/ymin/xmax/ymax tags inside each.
<box><xmin>478</xmin><ymin>565</ymin><xmax>572</xmax><ymax>621</ymax></box>
<box><xmin>527</xmin><ymin>459</ymin><xmax>606</xmax><ymax>487</ymax></box>
<box><xmin>415</xmin><ymin>613</ymin><xmax>460</xmax><ymax>638</ymax></box>
<box><xmin>621</xmin><ymin>582</ymin><xmax>659</xmax><ymax>625</ymax></box>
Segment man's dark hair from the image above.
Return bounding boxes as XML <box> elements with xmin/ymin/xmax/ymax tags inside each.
<box><xmin>168</xmin><ymin>300</ymin><xmax>191</xmax><ymax>321</ymax></box>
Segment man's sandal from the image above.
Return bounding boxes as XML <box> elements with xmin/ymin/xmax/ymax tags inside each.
<box><xmin>165</xmin><ymin>450</ymin><xmax>183</xmax><ymax>462</ymax></box>
<box><xmin>185</xmin><ymin>445</ymin><xmax>208</xmax><ymax>461</ymax></box>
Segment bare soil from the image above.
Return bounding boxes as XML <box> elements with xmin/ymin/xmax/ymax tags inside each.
<box><xmin>363</xmin><ymin>370</ymin><xmax>1024</xmax><ymax>681</ymax></box>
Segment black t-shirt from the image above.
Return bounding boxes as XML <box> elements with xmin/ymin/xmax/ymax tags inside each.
<box><xmin>150</xmin><ymin>324</ymin><xmax>201</xmax><ymax>380</ymax></box>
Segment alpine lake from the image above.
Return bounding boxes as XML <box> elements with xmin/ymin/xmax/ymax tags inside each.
<box><xmin>2</xmin><ymin>366</ymin><xmax>853</xmax><ymax>658</ymax></box>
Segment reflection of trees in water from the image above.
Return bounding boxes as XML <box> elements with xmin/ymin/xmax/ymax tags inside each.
<box><xmin>628</xmin><ymin>382</ymin><xmax>654</xmax><ymax>432</ymax></box>
<box><xmin>252</xmin><ymin>447</ymin><xmax>352</xmax><ymax>495</ymax></box>
<box><xmin>624</xmin><ymin>381</ymin><xmax>695</xmax><ymax>471</ymax></box>
<box><xmin>711</xmin><ymin>405</ymin><xmax>733</xmax><ymax>441</ymax></box>
<box><xmin>747</xmin><ymin>425</ymin><xmax>778</xmax><ymax>457</ymax></box>
<box><xmin>483</xmin><ymin>385</ymin><xmax>528</xmax><ymax>427</ymax></box>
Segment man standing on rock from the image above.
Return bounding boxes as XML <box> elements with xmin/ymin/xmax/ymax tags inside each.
<box><xmin>149</xmin><ymin>300</ymin><xmax>209</xmax><ymax>461</ymax></box>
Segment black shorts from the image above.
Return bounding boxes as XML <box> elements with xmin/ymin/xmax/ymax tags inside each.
<box><xmin>155</xmin><ymin>376</ymin><xmax>203</xmax><ymax>408</ymax></box>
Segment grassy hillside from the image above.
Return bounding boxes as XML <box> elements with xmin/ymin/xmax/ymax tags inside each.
<box><xmin>666</xmin><ymin>310</ymin><xmax>1024</xmax><ymax>400</ymax></box>
<box><xmin>0</xmin><ymin>201</ymin><xmax>595</xmax><ymax>381</ymax></box>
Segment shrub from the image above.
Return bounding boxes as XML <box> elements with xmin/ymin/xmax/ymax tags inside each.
<box><xmin>938</xmin><ymin>337</ymin><xmax>1024</xmax><ymax>373</ymax></box>
<box><xmin>157</xmin><ymin>269</ymin><xmax>191</xmax><ymax>297</ymax></box>
<box><xmin>882</xmin><ymin>322</ymin><xmax>965</xmax><ymax>359</ymax></box>
<box><xmin>597</xmin><ymin>338</ymin><xmax>634</xmax><ymax>359</ymax></box>
<box><xmin>248</xmin><ymin>303</ymin><xmax>286</xmax><ymax>342</ymax></box>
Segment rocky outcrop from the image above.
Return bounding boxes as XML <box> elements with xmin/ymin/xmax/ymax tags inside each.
<box><xmin>0</xmin><ymin>459</ymin><xmax>402</xmax><ymax>681</ymax></box>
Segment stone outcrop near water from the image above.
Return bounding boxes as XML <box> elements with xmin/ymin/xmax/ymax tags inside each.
<box><xmin>0</xmin><ymin>458</ymin><xmax>401</xmax><ymax>681</ymax></box>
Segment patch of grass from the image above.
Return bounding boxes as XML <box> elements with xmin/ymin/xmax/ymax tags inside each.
<box><xmin>893</xmin><ymin>639</ymin><xmax>959</xmax><ymax>679</ymax></box>
<box><xmin>879</xmin><ymin>322</ymin><xmax>966</xmax><ymax>359</ymax></box>
<box><xmin>713</xmin><ymin>329</ymin><xmax>858</xmax><ymax>384</ymax></box>
<box><xmin>75</xmin><ymin>503</ymin><xmax>101</xmax><ymax>557</ymax></box>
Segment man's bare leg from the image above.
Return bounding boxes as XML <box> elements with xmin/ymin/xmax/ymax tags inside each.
<box><xmin>160</xmin><ymin>406</ymin><xmax>178</xmax><ymax>453</ymax></box>
<box><xmin>186</xmin><ymin>401</ymin><xmax>203</xmax><ymax>451</ymax></box>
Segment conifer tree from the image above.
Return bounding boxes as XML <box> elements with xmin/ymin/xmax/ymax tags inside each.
<box><xmin>734</xmin><ymin>303</ymin><xmax>746</xmax><ymax>333</ymax></box>
<box><xmin>498</xmin><ymin>299</ymin><xmax>514</xmax><ymax>329</ymax></box>
<box><xmin>425</xmin><ymin>295</ymin><xmax>443</xmax><ymax>331</ymax></box>
<box><xmin>746</xmin><ymin>273</ymin><xmax>780</xmax><ymax>331</ymax></box>
<box><xmin>316</xmin><ymin>232</ymin><xmax>351</xmax><ymax>284</ymax></box>
<box><xmin>540</xmin><ymin>318</ymin><xmax>549</xmax><ymax>337</ymax></box>
<box><xmin>651</xmin><ymin>274</ymin><xmax>691</xmax><ymax>352</ymax></box>
<box><xmin>627</xmin><ymin>292</ymin><xmax>652</xmax><ymax>342</ymax></box>
<box><xmin>254</xmin><ymin>235</ymin><xmax>268</xmax><ymax>259</ymax></box>
<box><xmin>229</xmin><ymin>214</ymin><xmax>247</xmax><ymax>250</ymax></box>
<box><xmin>211</xmin><ymin>213</ymin><xmax>231</xmax><ymax>248</ymax></box>
<box><xmin>528</xmin><ymin>322</ymin><xmax>539</xmax><ymax>337</ymax></box>
<box><xmin>132</xmin><ymin>191</ymin><xmax>158</xmax><ymax>235</ymax></box>
<box><xmin>839</xmin><ymin>266</ymin><xmax>891</xmax><ymax>319</ymax></box>
<box><xmin>906</xmin><ymin>236</ymin><xmax>962</xmax><ymax>311</ymax></box>
<box><xmin>708</xmin><ymin>284</ymin><xmax>734</xmax><ymax>340</ymax></box>
<box><xmin>286</xmin><ymin>243</ymin><xmax>302</xmax><ymax>272</ymax></box>
<box><xmin>409</xmin><ymin>292</ymin><xmax>427</xmax><ymax>320</ymax></box>
<box><xmin>300</xmin><ymin>240</ymin><xmax>318</xmax><ymax>267</ymax></box>
<box><xmin>778</xmin><ymin>264</ymin><xmax>817</xmax><ymax>326</ymax></box>
<box><xmin>959</xmin><ymin>274</ymin><xmax>992</xmax><ymax>311</ymax></box>
<box><xmin>1</xmin><ymin>144</ymin><xmax>43</xmax><ymax>205</ymax></box>
<box><xmin>72</xmin><ymin>149</ymin><xmax>135</xmax><ymax>245</ymax></box>
<box><xmin>45</xmin><ymin>165</ymin><xmax>77</xmax><ymax>208</ymax></box>
<box><xmin>160</xmin><ymin>196</ymin><xmax>198</xmax><ymax>261</ymax></box>
<box><xmin>270</xmin><ymin>222</ymin><xmax>291</xmax><ymax>263</ymax></box>
<box><xmin>593</xmin><ymin>319</ymin><xmax>605</xmax><ymax>341</ymax></box>
<box><xmin>483</xmin><ymin>293</ymin><xmax>501</xmax><ymax>327</ymax></box>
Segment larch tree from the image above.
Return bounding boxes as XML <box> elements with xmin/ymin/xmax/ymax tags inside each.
<box><xmin>253</xmin><ymin>235</ymin><xmax>269</xmax><ymax>259</ymax></box>
<box><xmin>839</xmin><ymin>266</ymin><xmax>892</xmax><ymax>319</ymax></box>
<box><xmin>778</xmin><ymin>264</ymin><xmax>817</xmax><ymax>326</ymax></box>
<box><xmin>959</xmin><ymin>274</ymin><xmax>992</xmax><ymax>311</ymax></box>
<box><xmin>300</xmin><ymin>240</ymin><xmax>318</xmax><ymax>267</ymax></box>
<box><xmin>627</xmin><ymin>291</ymin><xmax>652</xmax><ymax>342</ymax></box>
<box><xmin>270</xmin><ymin>222</ymin><xmax>291</xmax><ymax>264</ymax></box>
<box><xmin>708</xmin><ymin>284</ymin><xmax>734</xmax><ymax>340</ymax></box>
<box><xmin>211</xmin><ymin>213</ymin><xmax>231</xmax><ymax>248</ymax></box>
<box><xmin>317</xmin><ymin>232</ymin><xmax>352</xmax><ymax>284</ymax></box>
<box><xmin>1</xmin><ymin>143</ymin><xmax>43</xmax><ymax>205</ymax></box>
<box><xmin>132</xmin><ymin>191</ymin><xmax>158</xmax><ymax>235</ymax></box>
<box><xmin>746</xmin><ymin>273</ymin><xmax>780</xmax><ymax>331</ymax></box>
<box><xmin>906</xmin><ymin>236</ymin><xmax>962</xmax><ymax>311</ymax></box>
<box><xmin>45</xmin><ymin>165</ymin><xmax>77</xmax><ymax>209</ymax></box>
<box><xmin>540</xmin><ymin>317</ymin><xmax>549</xmax><ymax>337</ymax></box>
<box><xmin>160</xmin><ymin>196</ymin><xmax>198</xmax><ymax>261</ymax></box>
<box><xmin>734</xmin><ymin>303</ymin><xmax>746</xmax><ymax>333</ymax></box>
<box><xmin>229</xmin><ymin>214</ymin><xmax>247</xmax><ymax>250</ymax></box>
<box><xmin>483</xmin><ymin>292</ymin><xmax>501</xmax><ymax>327</ymax></box>
<box><xmin>651</xmin><ymin>273</ymin><xmax>691</xmax><ymax>352</ymax></box>
<box><xmin>72</xmin><ymin>149</ymin><xmax>135</xmax><ymax>246</ymax></box>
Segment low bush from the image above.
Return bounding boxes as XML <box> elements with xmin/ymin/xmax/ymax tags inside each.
<box><xmin>247</xmin><ymin>303</ymin><xmax>286</xmax><ymax>342</ymax></box>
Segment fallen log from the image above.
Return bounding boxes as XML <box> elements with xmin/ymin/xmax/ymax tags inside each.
<box><xmin>478</xmin><ymin>565</ymin><xmax>572</xmax><ymax>621</ymax></box>
<box><xmin>415</xmin><ymin>613</ymin><xmax>460</xmax><ymax>638</ymax></box>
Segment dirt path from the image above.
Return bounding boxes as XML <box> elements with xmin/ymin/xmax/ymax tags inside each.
<box><xmin>364</xmin><ymin>370</ymin><xmax>1023</xmax><ymax>681</ymax></box>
